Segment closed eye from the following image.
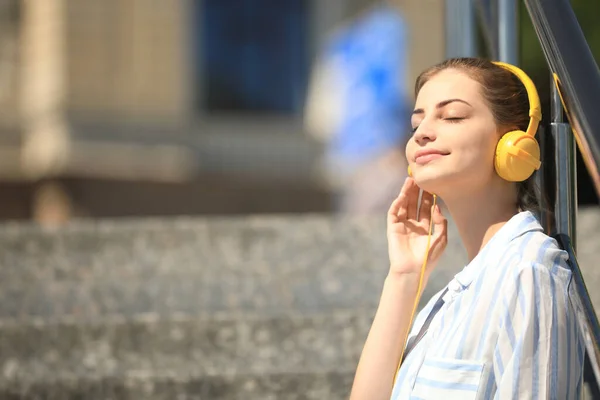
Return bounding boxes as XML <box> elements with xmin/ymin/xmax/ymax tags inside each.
<box><xmin>412</xmin><ymin>117</ymin><xmax>465</xmax><ymax>134</ymax></box>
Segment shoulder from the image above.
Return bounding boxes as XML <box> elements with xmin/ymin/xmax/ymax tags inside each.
<box><xmin>507</xmin><ymin>229</ymin><xmax>569</xmax><ymax>272</ymax></box>
<box><xmin>497</xmin><ymin>231</ymin><xmax>572</xmax><ymax>296</ymax></box>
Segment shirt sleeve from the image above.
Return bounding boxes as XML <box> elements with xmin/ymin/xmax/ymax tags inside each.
<box><xmin>492</xmin><ymin>261</ymin><xmax>585</xmax><ymax>399</ymax></box>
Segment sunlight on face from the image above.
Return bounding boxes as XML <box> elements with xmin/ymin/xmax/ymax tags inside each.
<box><xmin>405</xmin><ymin>69</ymin><xmax>500</xmax><ymax>196</ymax></box>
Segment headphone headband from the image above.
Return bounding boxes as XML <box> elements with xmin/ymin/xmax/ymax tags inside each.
<box><xmin>492</xmin><ymin>61</ymin><xmax>542</xmax><ymax>137</ymax></box>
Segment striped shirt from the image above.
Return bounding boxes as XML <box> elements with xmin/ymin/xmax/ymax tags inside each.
<box><xmin>391</xmin><ymin>211</ymin><xmax>586</xmax><ymax>399</ymax></box>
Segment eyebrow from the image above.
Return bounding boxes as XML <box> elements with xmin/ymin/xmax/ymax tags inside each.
<box><xmin>412</xmin><ymin>98</ymin><xmax>473</xmax><ymax>115</ymax></box>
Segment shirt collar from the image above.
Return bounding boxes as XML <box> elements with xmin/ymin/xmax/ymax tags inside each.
<box><xmin>451</xmin><ymin>211</ymin><xmax>543</xmax><ymax>291</ymax></box>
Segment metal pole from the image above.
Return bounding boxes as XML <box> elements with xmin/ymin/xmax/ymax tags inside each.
<box><xmin>536</xmin><ymin>124</ymin><xmax>552</xmax><ymax>232</ymax></box>
<box><xmin>445</xmin><ymin>0</ymin><xmax>477</xmax><ymax>58</ymax></box>
<box><xmin>551</xmin><ymin>80</ymin><xmax>578</xmax><ymax>250</ymax></box>
<box><xmin>498</xmin><ymin>0</ymin><xmax>518</xmax><ymax>64</ymax></box>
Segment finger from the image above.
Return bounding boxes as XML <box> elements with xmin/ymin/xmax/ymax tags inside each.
<box><xmin>432</xmin><ymin>205</ymin><xmax>448</xmax><ymax>239</ymax></box>
<box><xmin>388</xmin><ymin>179</ymin><xmax>411</xmax><ymax>222</ymax></box>
<box><xmin>429</xmin><ymin>224</ymin><xmax>448</xmax><ymax>260</ymax></box>
<box><xmin>387</xmin><ymin>194</ymin><xmax>407</xmax><ymax>223</ymax></box>
<box><xmin>429</xmin><ymin>207</ymin><xmax>448</xmax><ymax>256</ymax></box>
<box><xmin>406</xmin><ymin>179</ymin><xmax>420</xmax><ymax>221</ymax></box>
<box><xmin>397</xmin><ymin>176</ymin><xmax>412</xmax><ymax>197</ymax></box>
<box><xmin>432</xmin><ymin>204</ymin><xmax>446</xmax><ymax>226</ymax></box>
<box><xmin>419</xmin><ymin>191</ymin><xmax>433</xmax><ymax>224</ymax></box>
<box><xmin>434</xmin><ymin>218</ymin><xmax>448</xmax><ymax>242</ymax></box>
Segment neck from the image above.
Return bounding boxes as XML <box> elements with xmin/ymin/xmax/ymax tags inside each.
<box><xmin>441</xmin><ymin>182</ymin><xmax>518</xmax><ymax>262</ymax></box>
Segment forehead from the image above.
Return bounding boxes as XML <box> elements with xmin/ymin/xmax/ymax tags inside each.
<box><xmin>416</xmin><ymin>69</ymin><xmax>483</xmax><ymax>107</ymax></box>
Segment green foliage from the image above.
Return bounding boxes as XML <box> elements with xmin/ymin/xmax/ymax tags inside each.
<box><xmin>507</xmin><ymin>0</ymin><xmax>599</xmax><ymax>114</ymax></box>
<box><xmin>520</xmin><ymin>0</ymin><xmax>600</xmax><ymax>79</ymax></box>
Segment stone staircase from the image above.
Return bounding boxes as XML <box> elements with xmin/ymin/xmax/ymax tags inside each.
<box><xmin>0</xmin><ymin>209</ymin><xmax>598</xmax><ymax>399</ymax></box>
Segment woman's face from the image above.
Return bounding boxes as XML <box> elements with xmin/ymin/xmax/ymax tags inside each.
<box><xmin>406</xmin><ymin>69</ymin><xmax>500</xmax><ymax>195</ymax></box>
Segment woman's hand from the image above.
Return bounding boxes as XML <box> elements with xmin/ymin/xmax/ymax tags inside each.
<box><xmin>387</xmin><ymin>177</ymin><xmax>448</xmax><ymax>277</ymax></box>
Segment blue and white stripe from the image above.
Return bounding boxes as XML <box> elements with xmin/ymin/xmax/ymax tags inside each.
<box><xmin>391</xmin><ymin>211</ymin><xmax>585</xmax><ymax>399</ymax></box>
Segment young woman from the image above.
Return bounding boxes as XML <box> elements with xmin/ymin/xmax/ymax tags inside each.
<box><xmin>349</xmin><ymin>58</ymin><xmax>585</xmax><ymax>399</ymax></box>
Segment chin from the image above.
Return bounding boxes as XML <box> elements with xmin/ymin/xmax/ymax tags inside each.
<box><xmin>413</xmin><ymin>167</ymin><xmax>454</xmax><ymax>195</ymax></box>
<box><xmin>415</xmin><ymin>177</ymin><xmax>448</xmax><ymax>195</ymax></box>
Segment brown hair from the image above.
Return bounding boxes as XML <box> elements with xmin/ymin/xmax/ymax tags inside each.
<box><xmin>414</xmin><ymin>57</ymin><xmax>540</xmax><ymax>213</ymax></box>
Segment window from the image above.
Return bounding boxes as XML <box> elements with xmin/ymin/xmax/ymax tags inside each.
<box><xmin>196</xmin><ymin>0</ymin><xmax>309</xmax><ymax>114</ymax></box>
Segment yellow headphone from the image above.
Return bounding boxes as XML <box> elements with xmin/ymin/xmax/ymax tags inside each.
<box><xmin>492</xmin><ymin>61</ymin><xmax>542</xmax><ymax>182</ymax></box>
<box><xmin>407</xmin><ymin>62</ymin><xmax>542</xmax><ymax>182</ymax></box>
<box><xmin>394</xmin><ymin>61</ymin><xmax>541</xmax><ymax>385</ymax></box>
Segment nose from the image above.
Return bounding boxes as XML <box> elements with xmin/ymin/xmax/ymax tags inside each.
<box><xmin>412</xmin><ymin>121</ymin><xmax>436</xmax><ymax>145</ymax></box>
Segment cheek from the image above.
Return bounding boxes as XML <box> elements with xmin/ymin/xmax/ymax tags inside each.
<box><xmin>453</xmin><ymin>131</ymin><xmax>498</xmax><ymax>169</ymax></box>
<box><xmin>405</xmin><ymin>139</ymin><xmax>416</xmax><ymax>161</ymax></box>
<box><xmin>405</xmin><ymin>141</ymin><xmax>412</xmax><ymax>159</ymax></box>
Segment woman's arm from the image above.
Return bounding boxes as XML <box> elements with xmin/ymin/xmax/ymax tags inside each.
<box><xmin>349</xmin><ymin>272</ymin><xmax>421</xmax><ymax>400</ymax></box>
<box><xmin>349</xmin><ymin>177</ymin><xmax>448</xmax><ymax>400</ymax></box>
<box><xmin>492</xmin><ymin>261</ymin><xmax>585</xmax><ymax>398</ymax></box>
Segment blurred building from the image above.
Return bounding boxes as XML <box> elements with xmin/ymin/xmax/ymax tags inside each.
<box><xmin>0</xmin><ymin>0</ymin><xmax>445</xmax><ymax>223</ymax></box>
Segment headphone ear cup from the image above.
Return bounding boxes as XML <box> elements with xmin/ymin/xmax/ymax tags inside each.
<box><xmin>495</xmin><ymin>130</ymin><xmax>541</xmax><ymax>182</ymax></box>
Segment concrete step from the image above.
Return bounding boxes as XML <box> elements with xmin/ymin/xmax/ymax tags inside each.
<box><xmin>0</xmin><ymin>312</ymin><xmax>370</xmax><ymax>378</ymax></box>
<box><xmin>1</xmin><ymin>210</ymin><xmax>599</xmax><ymax>303</ymax></box>
<box><xmin>0</xmin><ymin>214</ymin><xmax>464</xmax><ymax>320</ymax></box>
<box><xmin>0</xmin><ymin>370</ymin><xmax>354</xmax><ymax>400</ymax></box>
<box><xmin>0</xmin><ymin>214</ymin><xmax>391</xmax><ymax>283</ymax></box>
<box><xmin>0</xmin><ymin>312</ymin><xmax>364</xmax><ymax>399</ymax></box>
<box><xmin>0</xmin><ymin>209</ymin><xmax>599</xmax><ymax>398</ymax></box>
<box><xmin>0</xmin><ymin>270</ymin><xmax>390</xmax><ymax>320</ymax></box>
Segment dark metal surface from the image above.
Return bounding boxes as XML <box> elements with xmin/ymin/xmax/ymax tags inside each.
<box><xmin>555</xmin><ymin>233</ymin><xmax>600</xmax><ymax>393</ymax></box>
<box><xmin>445</xmin><ymin>0</ymin><xmax>477</xmax><ymax>58</ymax></box>
<box><xmin>551</xmin><ymin>121</ymin><xmax>577</xmax><ymax>244</ymax></box>
<box><xmin>498</xmin><ymin>0</ymin><xmax>518</xmax><ymax>64</ymax></box>
<box><xmin>474</xmin><ymin>0</ymin><xmax>499</xmax><ymax>58</ymax></box>
<box><xmin>521</xmin><ymin>0</ymin><xmax>600</xmax><ymax>392</ymax></box>
<box><xmin>524</xmin><ymin>0</ymin><xmax>600</xmax><ymax>198</ymax></box>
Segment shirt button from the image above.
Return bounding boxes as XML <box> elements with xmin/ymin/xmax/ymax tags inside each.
<box><xmin>448</xmin><ymin>280</ymin><xmax>461</xmax><ymax>292</ymax></box>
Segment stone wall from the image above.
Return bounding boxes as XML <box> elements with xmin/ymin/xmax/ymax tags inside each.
<box><xmin>65</xmin><ymin>0</ymin><xmax>189</xmax><ymax>123</ymax></box>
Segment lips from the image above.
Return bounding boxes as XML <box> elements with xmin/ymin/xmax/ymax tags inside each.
<box><xmin>414</xmin><ymin>149</ymin><xmax>449</xmax><ymax>165</ymax></box>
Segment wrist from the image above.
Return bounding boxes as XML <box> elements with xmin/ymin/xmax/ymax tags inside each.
<box><xmin>385</xmin><ymin>270</ymin><xmax>425</xmax><ymax>284</ymax></box>
<box><xmin>388</xmin><ymin>261</ymin><xmax>424</xmax><ymax>276</ymax></box>
<box><xmin>385</xmin><ymin>269</ymin><xmax>429</xmax><ymax>288</ymax></box>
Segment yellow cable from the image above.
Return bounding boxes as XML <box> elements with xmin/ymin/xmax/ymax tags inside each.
<box><xmin>392</xmin><ymin>194</ymin><xmax>437</xmax><ymax>385</ymax></box>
